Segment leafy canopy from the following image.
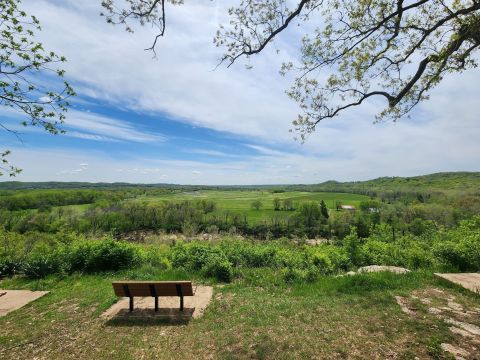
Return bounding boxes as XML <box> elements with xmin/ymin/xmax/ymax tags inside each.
<box><xmin>102</xmin><ymin>0</ymin><xmax>480</xmax><ymax>139</ymax></box>
<box><xmin>0</xmin><ymin>0</ymin><xmax>75</xmax><ymax>176</ymax></box>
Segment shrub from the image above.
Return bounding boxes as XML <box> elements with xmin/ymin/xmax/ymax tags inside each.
<box><xmin>221</xmin><ymin>241</ymin><xmax>279</xmax><ymax>268</ymax></box>
<box><xmin>171</xmin><ymin>242</ymin><xmax>234</xmax><ymax>282</ymax></box>
<box><xmin>202</xmin><ymin>255</ymin><xmax>233</xmax><ymax>282</ymax></box>
<box><xmin>432</xmin><ymin>217</ymin><xmax>480</xmax><ymax>271</ymax></box>
<box><xmin>343</xmin><ymin>228</ymin><xmax>364</xmax><ymax>266</ymax></box>
<box><xmin>0</xmin><ymin>257</ymin><xmax>21</xmax><ymax>278</ymax></box>
<box><xmin>310</xmin><ymin>252</ymin><xmax>334</xmax><ymax>274</ymax></box>
<box><xmin>172</xmin><ymin>243</ymin><xmax>224</xmax><ymax>270</ymax></box>
<box><xmin>68</xmin><ymin>239</ymin><xmax>141</xmax><ymax>273</ymax></box>
<box><xmin>23</xmin><ymin>252</ymin><xmax>65</xmax><ymax>279</ymax></box>
<box><xmin>140</xmin><ymin>247</ymin><xmax>171</xmax><ymax>270</ymax></box>
<box><xmin>282</xmin><ymin>265</ymin><xmax>319</xmax><ymax>284</ymax></box>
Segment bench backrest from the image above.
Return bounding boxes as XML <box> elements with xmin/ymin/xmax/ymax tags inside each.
<box><xmin>112</xmin><ymin>281</ymin><xmax>194</xmax><ymax>297</ymax></box>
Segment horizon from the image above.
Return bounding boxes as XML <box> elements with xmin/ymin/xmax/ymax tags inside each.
<box><xmin>1</xmin><ymin>1</ymin><xmax>479</xmax><ymax>185</ymax></box>
<box><xmin>0</xmin><ymin>170</ymin><xmax>477</xmax><ymax>187</ymax></box>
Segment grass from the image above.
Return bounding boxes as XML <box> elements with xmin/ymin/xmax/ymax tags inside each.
<box><xmin>51</xmin><ymin>190</ymin><xmax>369</xmax><ymax>225</ymax></box>
<box><xmin>132</xmin><ymin>190</ymin><xmax>369</xmax><ymax>224</ymax></box>
<box><xmin>1</xmin><ymin>268</ymin><xmax>478</xmax><ymax>359</ymax></box>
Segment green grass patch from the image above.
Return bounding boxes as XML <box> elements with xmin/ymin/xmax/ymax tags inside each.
<box><xmin>1</xmin><ymin>270</ymin><xmax>475</xmax><ymax>359</ymax></box>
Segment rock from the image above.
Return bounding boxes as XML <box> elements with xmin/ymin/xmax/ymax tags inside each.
<box><xmin>440</xmin><ymin>343</ymin><xmax>469</xmax><ymax>359</ymax></box>
<box><xmin>358</xmin><ymin>265</ymin><xmax>410</xmax><ymax>274</ymax></box>
<box><xmin>447</xmin><ymin>300</ymin><xmax>464</xmax><ymax>312</ymax></box>
<box><xmin>443</xmin><ymin>317</ymin><xmax>480</xmax><ymax>336</ymax></box>
<box><xmin>395</xmin><ymin>296</ymin><xmax>417</xmax><ymax>315</ymax></box>
<box><xmin>428</xmin><ymin>307</ymin><xmax>442</xmax><ymax>315</ymax></box>
<box><xmin>449</xmin><ymin>326</ymin><xmax>476</xmax><ymax>339</ymax></box>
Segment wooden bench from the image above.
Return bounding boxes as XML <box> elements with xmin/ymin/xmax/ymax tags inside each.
<box><xmin>112</xmin><ymin>281</ymin><xmax>196</xmax><ymax>312</ymax></box>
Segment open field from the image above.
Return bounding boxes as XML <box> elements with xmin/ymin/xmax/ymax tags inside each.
<box><xmin>1</xmin><ymin>269</ymin><xmax>479</xmax><ymax>359</ymax></box>
<box><xmin>131</xmin><ymin>190</ymin><xmax>369</xmax><ymax>223</ymax></box>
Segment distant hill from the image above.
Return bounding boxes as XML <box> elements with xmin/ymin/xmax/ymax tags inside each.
<box><xmin>288</xmin><ymin>172</ymin><xmax>480</xmax><ymax>195</ymax></box>
<box><xmin>0</xmin><ymin>172</ymin><xmax>478</xmax><ymax>193</ymax></box>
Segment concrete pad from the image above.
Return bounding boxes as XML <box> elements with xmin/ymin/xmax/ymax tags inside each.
<box><xmin>0</xmin><ymin>289</ymin><xmax>49</xmax><ymax>317</ymax></box>
<box><xmin>102</xmin><ymin>285</ymin><xmax>213</xmax><ymax>321</ymax></box>
<box><xmin>435</xmin><ymin>273</ymin><xmax>480</xmax><ymax>294</ymax></box>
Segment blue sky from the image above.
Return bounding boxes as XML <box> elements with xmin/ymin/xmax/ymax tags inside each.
<box><xmin>1</xmin><ymin>0</ymin><xmax>479</xmax><ymax>184</ymax></box>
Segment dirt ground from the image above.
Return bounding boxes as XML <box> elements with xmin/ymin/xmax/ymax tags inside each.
<box><xmin>101</xmin><ymin>285</ymin><xmax>213</xmax><ymax>321</ymax></box>
<box><xmin>395</xmin><ymin>287</ymin><xmax>480</xmax><ymax>359</ymax></box>
<box><xmin>0</xmin><ymin>290</ymin><xmax>49</xmax><ymax>317</ymax></box>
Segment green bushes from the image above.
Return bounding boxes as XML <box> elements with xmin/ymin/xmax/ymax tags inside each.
<box><xmin>220</xmin><ymin>241</ymin><xmax>280</xmax><ymax>268</ymax></box>
<box><xmin>283</xmin><ymin>265</ymin><xmax>319</xmax><ymax>284</ymax></box>
<box><xmin>169</xmin><ymin>240</ymin><xmax>347</xmax><ymax>282</ymax></box>
<box><xmin>23</xmin><ymin>252</ymin><xmax>64</xmax><ymax>279</ymax></box>
<box><xmin>202</xmin><ymin>256</ymin><xmax>233</xmax><ymax>282</ymax></box>
<box><xmin>0</xmin><ymin>257</ymin><xmax>20</xmax><ymax>278</ymax></box>
<box><xmin>66</xmin><ymin>239</ymin><xmax>141</xmax><ymax>273</ymax></box>
<box><xmin>171</xmin><ymin>243</ymin><xmax>233</xmax><ymax>282</ymax></box>
<box><xmin>2</xmin><ymin>238</ymin><xmax>143</xmax><ymax>279</ymax></box>
<box><xmin>1</xmin><ymin>215</ymin><xmax>480</xmax><ymax>283</ymax></box>
<box><xmin>432</xmin><ymin>217</ymin><xmax>480</xmax><ymax>271</ymax></box>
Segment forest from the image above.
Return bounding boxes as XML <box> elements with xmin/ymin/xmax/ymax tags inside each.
<box><xmin>0</xmin><ymin>172</ymin><xmax>479</xmax><ymax>282</ymax></box>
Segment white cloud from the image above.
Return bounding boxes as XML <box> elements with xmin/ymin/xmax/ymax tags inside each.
<box><xmin>3</xmin><ymin>0</ymin><xmax>478</xmax><ymax>184</ymax></box>
<box><xmin>190</xmin><ymin>149</ymin><xmax>237</xmax><ymax>157</ymax></box>
<box><xmin>63</xmin><ymin>110</ymin><xmax>166</xmax><ymax>143</ymax></box>
<box><xmin>23</xmin><ymin>0</ymin><xmax>298</xmax><ymax>141</ymax></box>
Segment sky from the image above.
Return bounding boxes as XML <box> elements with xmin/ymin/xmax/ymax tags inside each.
<box><xmin>1</xmin><ymin>0</ymin><xmax>479</xmax><ymax>185</ymax></box>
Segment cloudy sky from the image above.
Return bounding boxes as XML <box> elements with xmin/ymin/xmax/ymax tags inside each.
<box><xmin>1</xmin><ymin>0</ymin><xmax>479</xmax><ymax>185</ymax></box>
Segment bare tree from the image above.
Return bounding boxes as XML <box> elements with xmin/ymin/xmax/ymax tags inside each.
<box><xmin>101</xmin><ymin>0</ymin><xmax>480</xmax><ymax>139</ymax></box>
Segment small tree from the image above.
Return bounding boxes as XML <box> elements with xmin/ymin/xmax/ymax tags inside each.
<box><xmin>251</xmin><ymin>200</ymin><xmax>263</xmax><ymax>211</ymax></box>
<box><xmin>273</xmin><ymin>198</ymin><xmax>281</xmax><ymax>211</ymax></box>
<box><xmin>283</xmin><ymin>198</ymin><xmax>294</xmax><ymax>211</ymax></box>
<box><xmin>343</xmin><ymin>227</ymin><xmax>363</xmax><ymax>267</ymax></box>
<box><xmin>320</xmin><ymin>200</ymin><xmax>329</xmax><ymax>219</ymax></box>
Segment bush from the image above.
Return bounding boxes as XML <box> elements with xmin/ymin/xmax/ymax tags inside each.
<box><xmin>432</xmin><ymin>217</ymin><xmax>480</xmax><ymax>271</ymax></box>
<box><xmin>0</xmin><ymin>257</ymin><xmax>21</xmax><ymax>278</ymax></box>
<box><xmin>282</xmin><ymin>265</ymin><xmax>319</xmax><ymax>284</ymax></box>
<box><xmin>310</xmin><ymin>252</ymin><xmax>334</xmax><ymax>274</ymax></box>
<box><xmin>343</xmin><ymin>228</ymin><xmax>364</xmax><ymax>266</ymax></box>
<box><xmin>171</xmin><ymin>242</ymin><xmax>234</xmax><ymax>282</ymax></box>
<box><xmin>221</xmin><ymin>241</ymin><xmax>279</xmax><ymax>268</ymax></box>
<box><xmin>140</xmin><ymin>247</ymin><xmax>171</xmax><ymax>269</ymax></box>
<box><xmin>202</xmin><ymin>255</ymin><xmax>233</xmax><ymax>282</ymax></box>
<box><xmin>172</xmin><ymin>243</ymin><xmax>223</xmax><ymax>270</ymax></box>
<box><xmin>23</xmin><ymin>252</ymin><xmax>65</xmax><ymax>279</ymax></box>
<box><xmin>68</xmin><ymin>239</ymin><xmax>141</xmax><ymax>273</ymax></box>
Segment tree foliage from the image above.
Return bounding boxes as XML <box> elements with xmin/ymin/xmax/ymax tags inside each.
<box><xmin>102</xmin><ymin>0</ymin><xmax>480</xmax><ymax>139</ymax></box>
<box><xmin>251</xmin><ymin>199</ymin><xmax>263</xmax><ymax>210</ymax></box>
<box><xmin>100</xmin><ymin>0</ymin><xmax>184</xmax><ymax>55</ymax></box>
<box><xmin>0</xmin><ymin>0</ymin><xmax>74</xmax><ymax>176</ymax></box>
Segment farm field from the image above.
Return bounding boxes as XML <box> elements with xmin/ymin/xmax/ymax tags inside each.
<box><xmin>131</xmin><ymin>190</ymin><xmax>369</xmax><ymax>223</ymax></box>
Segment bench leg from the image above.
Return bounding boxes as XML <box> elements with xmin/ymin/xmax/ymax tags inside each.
<box><xmin>154</xmin><ymin>296</ymin><xmax>158</xmax><ymax>312</ymax></box>
<box><xmin>129</xmin><ymin>296</ymin><xmax>134</xmax><ymax>312</ymax></box>
<box><xmin>179</xmin><ymin>296</ymin><xmax>184</xmax><ymax>311</ymax></box>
